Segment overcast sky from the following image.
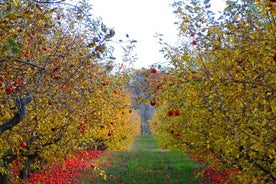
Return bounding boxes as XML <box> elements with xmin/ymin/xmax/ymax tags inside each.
<box><xmin>91</xmin><ymin>0</ymin><xmax>226</xmax><ymax>69</ymax></box>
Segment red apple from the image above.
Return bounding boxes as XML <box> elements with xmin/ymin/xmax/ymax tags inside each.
<box><xmin>256</xmin><ymin>79</ymin><xmax>263</xmax><ymax>83</ymax></box>
<box><xmin>174</xmin><ymin>110</ymin><xmax>180</xmax><ymax>116</ymax></box>
<box><xmin>150</xmin><ymin>68</ymin><xmax>157</xmax><ymax>73</ymax></box>
<box><xmin>0</xmin><ymin>75</ymin><xmax>5</xmax><ymax>81</ymax></box>
<box><xmin>191</xmin><ymin>33</ymin><xmax>195</xmax><ymax>37</ymax></box>
<box><xmin>102</xmin><ymin>81</ymin><xmax>110</xmax><ymax>86</ymax></box>
<box><xmin>33</xmin><ymin>116</ymin><xmax>38</xmax><ymax>122</ymax></box>
<box><xmin>168</xmin><ymin>110</ymin><xmax>174</xmax><ymax>116</ymax></box>
<box><xmin>273</xmin><ymin>53</ymin><xmax>276</xmax><ymax>62</ymax></box>
<box><xmin>107</xmin><ymin>65</ymin><xmax>114</xmax><ymax>71</ymax></box>
<box><xmin>269</xmin><ymin>2</ymin><xmax>276</xmax><ymax>10</ymax></box>
<box><xmin>60</xmin><ymin>84</ymin><xmax>67</xmax><ymax>90</ymax></box>
<box><xmin>14</xmin><ymin>79</ymin><xmax>24</xmax><ymax>85</ymax></box>
<box><xmin>5</xmin><ymin>85</ymin><xmax>13</xmax><ymax>93</ymax></box>
<box><xmin>91</xmin><ymin>163</ymin><xmax>96</xmax><ymax>169</ymax></box>
<box><xmin>95</xmin><ymin>45</ymin><xmax>104</xmax><ymax>52</ymax></box>
<box><xmin>267</xmin><ymin>105</ymin><xmax>272</xmax><ymax>112</ymax></box>
<box><xmin>100</xmin><ymin>125</ymin><xmax>105</xmax><ymax>129</ymax></box>
<box><xmin>20</xmin><ymin>141</ymin><xmax>27</xmax><ymax>148</ymax></box>
<box><xmin>54</xmin><ymin>73</ymin><xmax>61</xmax><ymax>80</ymax></box>
<box><xmin>25</xmin><ymin>53</ymin><xmax>31</xmax><ymax>58</ymax></box>
<box><xmin>193</xmin><ymin>75</ymin><xmax>201</xmax><ymax>80</ymax></box>
<box><xmin>112</xmin><ymin>89</ymin><xmax>118</xmax><ymax>94</ymax></box>
<box><xmin>175</xmin><ymin>132</ymin><xmax>181</xmax><ymax>137</ymax></box>
<box><xmin>150</xmin><ymin>100</ymin><xmax>157</xmax><ymax>106</ymax></box>
<box><xmin>192</xmin><ymin>40</ymin><xmax>197</xmax><ymax>45</ymax></box>
<box><xmin>53</xmin><ymin>67</ymin><xmax>60</xmax><ymax>72</ymax></box>
<box><xmin>108</xmin><ymin>131</ymin><xmax>112</xmax><ymax>136</ymax></box>
<box><xmin>156</xmin><ymin>83</ymin><xmax>162</xmax><ymax>89</ymax></box>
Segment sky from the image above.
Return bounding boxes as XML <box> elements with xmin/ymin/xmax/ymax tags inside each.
<box><xmin>90</xmin><ymin>0</ymin><xmax>226</xmax><ymax>69</ymax></box>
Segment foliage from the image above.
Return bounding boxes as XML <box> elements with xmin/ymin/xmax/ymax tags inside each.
<box><xmin>147</xmin><ymin>0</ymin><xmax>276</xmax><ymax>183</ymax></box>
<box><xmin>0</xmin><ymin>0</ymin><xmax>140</xmax><ymax>182</ymax></box>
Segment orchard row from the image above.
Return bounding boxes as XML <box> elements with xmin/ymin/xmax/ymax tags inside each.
<box><xmin>0</xmin><ymin>1</ymin><xmax>140</xmax><ymax>183</ymax></box>
<box><xmin>145</xmin><ymin>0</ymin><xmax>275</xmax><ymax>183</ymax></box>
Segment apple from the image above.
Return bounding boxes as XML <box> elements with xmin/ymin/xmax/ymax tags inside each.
<box><xmin>175</xmin><ymin>132</ymin><xmax>181</xmax><ymax>137</ymax></box>
<box><xmin>150</xmin><ymin>100</ymin><xmax>157</xmax><ymax>106</ymax></box>
<box><xmin>193</xmin><ymin>75</ymin><xmax>201</xmax><ymax>80</ymax></box>
<box><xmin>256</xmin><ymin>79</ymin><xmax>263</xmax><ymax>83</ymax></box>
<box><xmin>107</xmin><ymin>65</ymin><xmax>114</xmax><ymax>71</ymax></box>
<box><xmin>191</xmin><ymin>32</ymin><xmax>195</xmax><ymax>37</ymax></box>
<box><xmin>60</xmin><ymin>84</ymin><xmax>67</xmax><ymax>90</ymax></box>
<box><xmin>192</xmin><ymin>40</ymin><xmax>197</xmax><ymax>45</ymax></box>
<box><xmin>112</xmin><ymin>89</ymin><xmax>118</xmax><ymax>94</ymax></box>
<box><xmin>33</xmin><ymin>116</ymin><xmax>38</xmax><ymax>122</ymax></box>
<box><xmin>14</xmin><ymin>79</ymin><xmax>24</xmax><ymax>85</ymax></box>
<box><xmin>91</xmin><ymin>163</ymin><xmax>96</xmax><ymax>169</ymax></box>
<box><xmin>25</xmin><ymin>53</ymin><xmax>31</xmax><ymax>59</ymax></box>
<box><xmin>108</xmin><ymin>131</ymin><xmax>112</xmax><ymax>136</ymax></box>
<box><xmin>100</xmin><ymin>125</ymin><xmax>105</xmax><ymax>129</ymax></box>
<box><xmin>273</xmin><ymin>53</ymin><xmax>276</xmax><ymax>62</ymax></box>
<box><xmin>168</xmin><ymin>110</ymin><xmax>174</xmax><ymax>116</ymax></box>
<box><xmin>5</xmin><ymin>85</ymin><xmax>13</xmax><ymax>93</ymax></box>
<box><xmin>95</xmin><ymin>45</ymin><xmax>104</xmax><ymax>52</ymax></box>
<box><xmin>110</xmin><ymin>122</ymin><xmax>115</xmax><ymax>126</ymax></box>
<box><xmin>269</xmin><ymin>2</ymin><xmax>276</xmax><ymax>10</ymax></box>
<box><xmin>102</xmin><ymin>81</ymin><xmax>110</xmax><ymax>86</ymax></box>
<box><xmin>0</xmin><ymin>75</ymin><xmax>5</xmax><ymax>81</ymax></box>
<box><xmin>156</xmin><ymin>83</ymin><xmax>162</xmax><ymax>89</ymax></box>
<box><xmin>267</xmin><ymin>105</ymin><xmax>272</xmax><ymax>112</ymax></box>
<box><xmin>20</xmin><ymin>141</ymin><xmax>27</xmax><ymax>148</ymax></box>
<box><xmin>0</xmin><ymin>80</ymin><xmax>3</xmax><ymax>87</ymax></box>
<box><xmin>54</xmin><ymin>73</ymin><xmax>61</xmax><ymax>80</ymax></box>
<box><xmin>48</xmin><ymin>100</ymin><xmax>52</xmax><ymax>105</ymax></box>
<box><xmin>150</xmin><ymin>68</ymin><xmax>157</xmax><ymax>73</ymax></box>
<box><xmin>53</xmin><ymin>67</ymin><xmax>60</xmax><ymax>72</ymax></box>
<box><xmin>174</xmin><ymin>110</ymin><xmax>180</xmax><ymax>116</ymax></box>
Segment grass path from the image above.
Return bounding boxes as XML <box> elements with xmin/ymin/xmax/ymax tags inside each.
<box><xmin>82</xmin><ymin>135</ymin><xmax>200</xmax><ymax>184</ymax></box>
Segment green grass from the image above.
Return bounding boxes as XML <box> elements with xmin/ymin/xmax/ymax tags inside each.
<box><xmin>128</xmin><ymin>135</ymin><xmax>161</xmax><ymax>151</ymax></box>
<box><xmin>83</xmin><ymin>135</ymin><xmax>200</xmax><ymax>184</ymax></box>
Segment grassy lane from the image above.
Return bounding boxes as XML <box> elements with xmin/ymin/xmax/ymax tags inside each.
<box><xmin>82</xmin><ymin>135</ymin><xmax>200</xmax><ymax>184</ymax></box>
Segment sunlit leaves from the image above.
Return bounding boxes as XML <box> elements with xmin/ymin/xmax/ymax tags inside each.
<box><xmin>147</xmin><ymin>0</ymin><xmax>276</xmax><ymax>183</ymax></box>
<box><xmin>0</xmin><ymin>0</ymin><xmax>140</xmax><ymax>182</ymax></box>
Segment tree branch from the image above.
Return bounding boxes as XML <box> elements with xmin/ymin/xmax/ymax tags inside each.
<box><xmin>0</xmin><ymin>58</ymin><xmax>46</xmax><ymax>71</ymax></box>
<box><xmin>34</xmin><ymin>0</ymin><xmax>65</xmax><ymax>3</ymax></box>
<box><xmin>0</xmin><ymin>93</ymin><xmax>32</xmax><ymax>134</ymax></box>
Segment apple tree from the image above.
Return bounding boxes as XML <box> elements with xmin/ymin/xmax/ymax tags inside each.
<box><xmin>147</xmin><ymin>0</ymin><xmax>275</xmax><ymax>183</ymax></box>
<box><xmin>0</xmin><ymin>0</ymin><xmax>139</xmax><ymax>183</ymax></box>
